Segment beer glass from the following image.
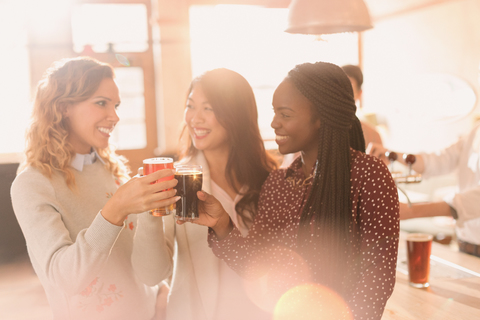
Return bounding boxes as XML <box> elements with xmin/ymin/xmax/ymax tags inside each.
<box><xmin>143</xmin><ymin>158</ymin><xmax>175</xmax><ymax>216</ymax></box>
<box><xmin>174</xmin><ymin>165</ymin><xmax>203</xmax><ymax>221</ymax></box>
<box><xmin>406</xmin><ymin>233</ymin><xmax>433</xmax><ymax>288</ymax></box>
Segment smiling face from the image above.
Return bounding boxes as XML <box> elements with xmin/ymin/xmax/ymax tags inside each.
<box><xmin>271</xmin><ymin>79</ymin><xmax>321</xmax><ymax>156</ymax></box>
<box><xmin>64</xmin><ymin>77</ymin><xmax>120</xmax><ymax>154</ymax></box>
<box><xmin>184</xmin><ymin>84</ymin><xmax>229</xmax><ymax>154</ymax></box>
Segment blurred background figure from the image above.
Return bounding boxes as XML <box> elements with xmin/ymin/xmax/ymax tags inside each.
<box><xmin>368</xmin><ymin>123</ymin><xmax>480</xmax><ymax>257</ymax></box>
<box><xmin>341</xmin><ymin>64</ymin><xmax>383</xmax><ymax>148</ymax></box>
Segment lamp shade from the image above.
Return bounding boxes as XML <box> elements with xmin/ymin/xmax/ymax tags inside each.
<box><xmin>285</xmin><ymin>0</ymin><xmax>373</xmax><ymax>35</ymax></box>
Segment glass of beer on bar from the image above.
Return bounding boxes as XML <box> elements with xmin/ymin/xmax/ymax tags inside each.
<box><xmin>406</xmin><ymin>233</ymin><xmax>433</xmax><ymax>288</ymax></box>
<box><xmin>174</xmin><ymin>165</ymin><xmax>203</xmax><ymax>221</ymax></box>
<box><xmin>143</xmin><ymin>157</ymin><xmax>175</xmax><ymax>216</ymax></box>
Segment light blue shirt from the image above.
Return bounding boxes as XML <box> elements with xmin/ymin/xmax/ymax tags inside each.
<box><xmin>70</xmin><ymin>149</ymin><xmax>105</xmax><ymax>172</ymax></box>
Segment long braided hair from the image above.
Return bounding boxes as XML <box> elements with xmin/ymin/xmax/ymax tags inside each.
<box><xmin>288</xmin><ymin>62</ymin><xmax>365</xmax><ymax>295</ymax></box>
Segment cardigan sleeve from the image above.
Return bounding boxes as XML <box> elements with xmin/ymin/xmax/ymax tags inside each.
<box><xmin>10</xmin><ymin>169</ymin><xmax>124</xmax><ymax>296</ymax></box>
<box><xmin>131</xmin><ymin>212</ymin><xmax>174</xmax><ymax>286</ymax></box>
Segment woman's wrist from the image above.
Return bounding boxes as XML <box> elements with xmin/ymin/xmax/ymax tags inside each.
<box><xmin>212</xmin><ymin>212</ymin><xmax>234</xmax><ymax>240</ymax></box>
<box><xmin>101</xmin><ymin>201</ymin><xmax>126</xmax><ymax>226</ymax></box>
<box><xmin>405</xmin><ymin>201</ymin><xmax>452</xmax><ymax>220</ymax></box>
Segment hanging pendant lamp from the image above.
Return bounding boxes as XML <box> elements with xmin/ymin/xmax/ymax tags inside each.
<box><xmin>285</xmin><ymin>0</ymin><xmax>373</xmax><ymax>35</ymax></box>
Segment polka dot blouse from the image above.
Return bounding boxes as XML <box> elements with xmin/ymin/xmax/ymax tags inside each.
<box><xmin>208</xmin><ymin>149</ymin><xmax>400</xmax><ymax>319</ymax></box>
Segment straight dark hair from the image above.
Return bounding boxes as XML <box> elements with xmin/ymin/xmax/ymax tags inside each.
<box><xmin>179</xmin><ymin>68</ymin><xmax>278</xmax><ymax>221</ymax></box>
<box><xmin>288</xmin><ymin>62</ymin><xmax>365</xmax><ymax>295</ymax></box>
<box><xmin>341</xmin><ymin>64</ymin><xmax>364</xmax><ymax>90</ymax></box>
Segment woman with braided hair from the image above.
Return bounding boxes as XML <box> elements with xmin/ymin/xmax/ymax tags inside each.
<box><xmin>186</xmin><ymin>62</ymin><xmax>400</xmax><ymax>319</ymax></box>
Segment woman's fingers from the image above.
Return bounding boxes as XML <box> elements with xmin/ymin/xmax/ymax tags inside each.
<box><xmin>139</xmin><ymin>190</ymin><xmax>179</xmax><ymax>214</ymax></box>
<box><xmin>196</xmin><ymin>190</ymin><xmax>228</xmax><ymax>226</ymax></box>
<box><xmin>197</xmin><ymin>190</ymin><xmax>218</xmax><ymax>206</ymax></box>
<box><xmin>197</xmin><ymin>190</ymin><xmax>208</xmax><ymax>201</ymax></box>
<box><xmin>151</xmin><ymin>195</ymin><xmax>180</xmax><ymax>210</ymax></box>
<box><xmin>143</xmin><ymin>169</ymin><xmax>175</xmax><ymax>184</ymax></box>
<box><xmin>366</xmin><ymin>142</ymin><xmax>386</xmax><ymax>159</ymax></box>
<box><xmin>150</xmin><ymin>178</ymin><xmax>178</xmax><ymax>193</ymax></box>
<box><xmin>152</xmin><ymin>188</ymin><xmax>177</xmax><ymax>201</ymax></box>
<box><xmin>366</xmin><ymin>142</ymin><xmax>379</xmax><ymax>156</ymax></box>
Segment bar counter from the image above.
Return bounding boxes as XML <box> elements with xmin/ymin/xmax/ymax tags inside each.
<box><xmin>383</xmin><ymin>232</ymin><xmax>480</xmax><ymax>319</ymax></box>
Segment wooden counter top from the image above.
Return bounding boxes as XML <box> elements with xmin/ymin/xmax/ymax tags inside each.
<box><xmin>383</xmin><ymin>232</ymin><xmax>480</xmax><ymax>319</ymax></box>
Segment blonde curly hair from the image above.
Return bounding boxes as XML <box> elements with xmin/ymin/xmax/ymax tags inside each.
<box><xmin>20</xmin><ymin>56</ymin><xmax>130</xmax><ymax>187</ymax></box>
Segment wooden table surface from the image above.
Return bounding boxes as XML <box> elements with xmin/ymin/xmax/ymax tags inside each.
<box><xmin>383</xmin><ymin>232</ymin><xmax>480</xmax><ymax>319</ymax></box>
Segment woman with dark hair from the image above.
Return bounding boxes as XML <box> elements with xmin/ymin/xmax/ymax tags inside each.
<box><xmin>189</xmin><ymin>62</ymin><xmax>400</xmax><ymax>319</ymax></box>
<box><xmin>180</xmin><ymin>68</ymin><xmax>277</xmax><ymax>221</ymax></box>
<box><xmin>133</xmin><ymin>68</ymin><xmax>277</xmax><ymax>320</ymax></box>
<box><xmin>341</xmin><ymin>64</ymin><xmax>383</xmax><ymax>148</ymax></box>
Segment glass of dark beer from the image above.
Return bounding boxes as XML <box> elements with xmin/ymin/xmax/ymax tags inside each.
<box><xmin>143</xmin><ymin>158</ymin><xmax>175</xmax><ymax>216</ymax></box>
<box><xmin>174</xmin><ymin>165</ymin><xmax>203</xmax><ymax>221</ymax></box>
<box><xmin>406</xmin><ymin>233</ymin><xmax>433</xmax><ymax>288</ymax></box>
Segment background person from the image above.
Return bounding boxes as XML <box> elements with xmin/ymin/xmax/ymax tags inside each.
<box><xmin>341</xmin><ymin>64</ymin><xmax>383</xmax><ymax>148</ymax></box>
<box><xmin>190</xmin><ymin>62</ymin><xmax>400</xmax><ymax>320</ymax></box>
<box><xmin>368</xmin><ymin>124</ymin><xmax>480</xmax><ymax>257</ymax></box>
<box><xmin>133</xmin><ymin>68</ymin><xmax>277</xmax><ymax>320</ymax></box>
<box><xmin>10</xmin><ymin>57</ymin><xmax>178</xmax><ymax>320</ymax></box>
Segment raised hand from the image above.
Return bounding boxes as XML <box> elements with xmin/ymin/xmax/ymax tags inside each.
<box><xmin>180</xmin><ymin>190</ymin><xmax>233</xmax><ymax>240</ymax></box>
<box><xmin>102</xmin><ymin>169</ymin><xmax>179</xmax><ymax>225</ymax></box>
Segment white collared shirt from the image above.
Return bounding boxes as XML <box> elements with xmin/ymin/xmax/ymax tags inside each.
<box><xmin>70</xmin><ymin>149</ymin><xmax>105</xmax><ymax>171</ymax></box>
<box><xmin>422</xmin><ymin>124</ymin><xmax>480</xmax><ymax>244</ymax></box>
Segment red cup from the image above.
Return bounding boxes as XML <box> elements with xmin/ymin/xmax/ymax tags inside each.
<box><xmin>143</xmin><ymin>158</ymin><xmax>175</xmax><ymax>216</ymax></box>
<box><xmin>406</xmin><ymin>233</ymin><xmax>433</xmax><ymax>288</ymax></box>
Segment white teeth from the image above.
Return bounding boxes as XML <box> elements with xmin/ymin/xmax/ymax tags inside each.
<box><xmin>98</xmin><ymin>127</ymin><xmax>113</xmax><ymax>134</ymax></box>
<box><xmin>194</xmin><ymin>129</ymin><xmax>210</xmax><ymax>136</ymax></box>
<box><xmin>276</xmin><ymin>135</ymin><xmax>289</xmax><ymax>141</ymax></box>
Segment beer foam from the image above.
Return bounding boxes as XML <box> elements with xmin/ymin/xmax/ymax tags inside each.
<box><xmin>143</xmin><ymin>157</ymin><xmax>173</xmax><ymax>164</ymax></box>
<box><xmin>406</xmin><ymin>233</ymin><xmax>433</xmax><ymax>242</ymax></box>
<box><xmin>175</xmin><ymin>170</ymin><xmax>202</xmax><ymax>175</ymax></box>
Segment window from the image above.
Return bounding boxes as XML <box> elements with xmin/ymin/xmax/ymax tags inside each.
<box><xmin>0</xmin><ymin>1</ymin><xmax>30</xmax><ymax>156</ymax></box>
<box><xmin>71</xmin><ymin>2</ymin><xmax>155</xmax><ymax>165</ymax></box>
<box><xmin>72</xmin><ymin>4</ymin><xmax>149</xmax><ymax>53</ymax></box>
<box><xmin>189</xmin><ymin>5</ymin><xmax>359</xmax><ymax>149</ymax></box>
<box><xmin>111</xmin><ymin>67</ymin><xmax>147</xmax><ymax>150</ymax></box>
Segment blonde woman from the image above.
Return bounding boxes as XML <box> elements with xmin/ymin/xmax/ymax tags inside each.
<box><xmin>10</xmin><ymin>57</ymin><xmax>178</xmax><ymax>320</ymax></box>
